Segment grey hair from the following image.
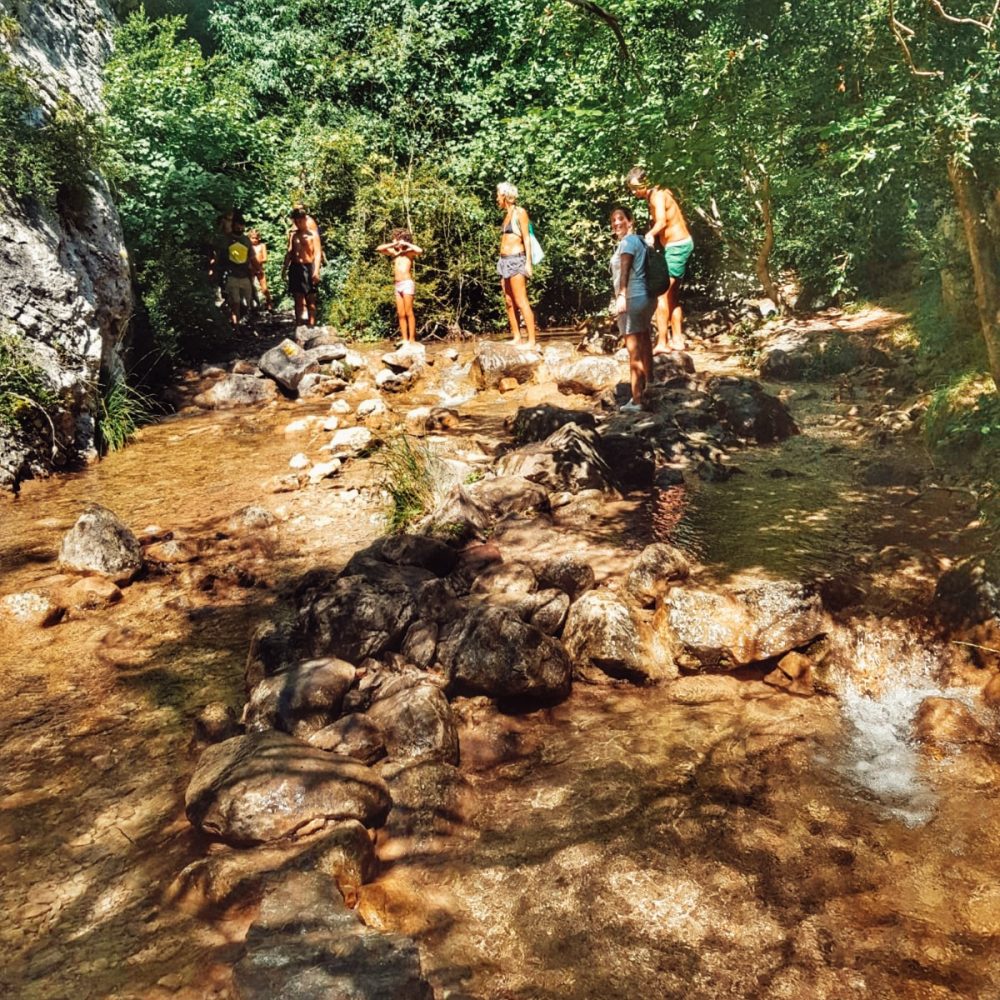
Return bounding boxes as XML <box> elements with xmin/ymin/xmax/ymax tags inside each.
<box><xmin>496</xmin><ymin>181</ymin><xmax>519</xmax><ymax>202</ymax></box>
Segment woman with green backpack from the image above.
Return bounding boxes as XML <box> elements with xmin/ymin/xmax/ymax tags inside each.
<box><xmin>609</xmin><ymin>205</ymin><xmax>655</xmax><ymax>412</ymax></box>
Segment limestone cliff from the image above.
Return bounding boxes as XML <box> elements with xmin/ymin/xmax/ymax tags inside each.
<box><xmin>0</xmin><ymin>0</ymin><xmax>132</xmax><ymax>491</ymax></box>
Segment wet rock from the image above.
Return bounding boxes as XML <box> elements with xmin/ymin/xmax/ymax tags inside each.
<box><xmin>185</xmin><ymin>730</ymin><xmax>391</xmax><ymax>846</ymax></box>
<box><xmin>0</xmin><ymin>591</ymin><xmax>65</xmax><ymax>628</ymax></box>
<box><xmin>471</xmin><ymin>561</ymin><xmax>536</xmax><ymax>597</ymax></box>
<box><xmin>227</xmin><ymin>505</ymin><xmax>276</xmax><ymax>532</ymax></box>
<box><xmin>308</xmin><ymin>715</ymin><xmax>387</xmax><ymax>765</ymax></box>
<box><xmin>376</xmin><ymin>367</ymin><xmax>420</xmax><ymax>393</ymax></box>
<box><xmin>245</xmin><ymin>616</ymin><xmax>307</xmax><ymax>690</ymax></box>
<box><xmin>379</xmin><ymin>759</ymin><xmax>470</xmax><ymax>844</ymax></box>
<box><xmin>708</xmin><ymin>376</ymin><xmax>798</xmax><ymax>444</ymax></box>
<box><xmin>655</xmin><ymin>467</ymin><xmax>685</xmax><ymax>489</ymax></box>
<box><xmin>368</xmin><ymin>681</ymin><xmax>459</xmax><ymax>765</ymax></box>
<box><xmin>470</xmin><ymin>342</ymin><xmax>541</xmax><ymax>390</ymax></box>
<box><xmin>61</xmin><ymin>575</ymin><xmax>122</xmax><ymax>611</ymax></box>
<box><xmin>194</xmin><ymin>702</ymin><xmax>240</xmax><ymax>744</ymax></box>
<box><xmin>168</xmin><ymin>822</ymin><xmax>377</xmax><ymax>917</ymax></box>
<box><xmin>536</xmin><ymin>554</ymin><xmax>596</xmax><ymax>599</ymax></box>
<box><xmin>232</xmin><ymin>359</ymin><xmax>260</xmax><ymax>375</ymax></box>
<box><xmin>763</xmin><ymin>651</ymin><xmax>815</xmax><ymax>696</ymax></box>
<box><xmin>243</xmin><ymin>658</ymin><xmax>356</xmax><ymax>736</ymax></box>
<box><xmin>58</xmin><ymin>504</ymin><xmax>143</xmax><ymax>585</ymax></box>
<box><xmin>325</xmin><ymin>426</ymin><xmax>373</xmax><ymax>457</ymax></box>
<box><xmin>401</xmin><ymin>620</ymin><xmax>439</xmax><ymax>667</ymax></box>
<box><xmin>259</xmin><ymin>339</ymin><xmax>320</xmax><ymax>392</ymax></box>
<box><xmin>913</xmin><ymin>697</ymin><xmax>986</xmax><ymax>745</ymax></box>
<box><xmin>667</xmin><ymin>674</ymin><xmax>746</xmax><ymax>704</ymax></box>
<box><xmin>624</xmin><ymin>543</ymin><xmax>691</xmax><ymax>607</ymax></box>
<box><xmin>562</xmin><ymin>589</ymin><xmax>676</xmax><ymax>684</ymax></box>
<box><xmin>497</xmin><ymin>423</ymin><xmax>618</xmax><ymax>494</ymax></box>
<box><xmin>932</xmin><ymin>557</ymin><xmax>1000</xmax><ymax>626</ymax></box>
<box><xmin>595</xmin><ymin>432</ymin><xmax>657</xmax><ymax>488</ymax></box>
<box><xmin>550</xmin><ymin>355</ymin><xmax>621</xmax><ymax>395</ymax></box>
<box><xmin>664</xmin><ymin>581</ymin><xmax>825</xmax><ymax>670</ymax></box>
<box><xmin>862</xmin><ymin>461</ymin><xmax>922</xmax><ymax>488</ymax></box>
<box><xmin>382</xmin><ymin>342</ymin><xmax>426</xmax><ymax>372</ymax></box>
<box><xmin>302</xmin><ymin>572</ymin><xmax>420</xmax><ymax>663</ymax></box>
<box><xmin>145</xmin><ymin>538</ymin><xmax>199</xmax><ymax>564</ymax></box>
<box><xmin>193</xmin><ymin>374</ymin><xmax>278</xmax><ymax>409</ymax></box>
<box><xmin>466</xmin><ymin>475</ymin><xmax>551</xmax><ymax>520</ymax></box>
<box><xmin>518</xmin><ymin>588</ymin><xmax>571</xmax><ymax>635</ymax></box>
<box><xmin>438</xmin><ymin>606</ymin><xmax>572</xmax><ymax>701</ymax></box>
<box><xmin>233</xmin><ymin>872</ymin><xmax>433</xmax><ymax>1000</ymax></box>
<box><xmin>510</xmin><ymin>404</ymin><xmax>597</xmax><ymax>444</ymax></box>
<box><xmin>298</xmin><ymin>372</ymin><xmax>348</xmax><ymax>398</ymax></box>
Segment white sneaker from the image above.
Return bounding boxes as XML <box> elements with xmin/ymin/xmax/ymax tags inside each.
<box><xmin>620</xmin><ymin>400</ymin><xmax>643</xmax><ymax>413</ymax></box>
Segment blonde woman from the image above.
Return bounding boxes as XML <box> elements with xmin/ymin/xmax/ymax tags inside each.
<box><xmin>496</xmin><ymin>182</ymin><xmax>537</xmax><ymax>349</ymax></box>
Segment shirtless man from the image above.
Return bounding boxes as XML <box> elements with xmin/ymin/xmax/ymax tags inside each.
<box><xmin>282</xmin><ymin>208</ymin><xmax>322</xmax><ymax>326</ymax></box>
<box><xmin>376</xmin><ymin>228</ymin><xmax>424</xmax><ymax>343</ymax></box>
<box><xmin>627</xmin><ymin>166</ymin><xmax>694</xmax><ymax>352</ymax></box>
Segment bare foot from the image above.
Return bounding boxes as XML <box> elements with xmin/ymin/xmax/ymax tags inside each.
<box><xmin>668</xmin><ymin>340</ymin><xmax>686</xmax><ymax>351</ymax></box>
<box><xmin>652</xmin><ymin>345</ymin><xmax>671</xmax><ymax>356</ymax></box>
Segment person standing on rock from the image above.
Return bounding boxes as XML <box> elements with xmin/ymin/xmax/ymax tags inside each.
<box><xmin>627</xmin><ymin>167</ymin><xmax>694</xmax><ymax>353</ymax></box>
<box><xmin>496</xmin><ymin>182</ymin><xmax>538</xmax><ymax>350</ymax></box>
<box><xmin>376</xmin><ymin>228</ymin><xmax>424</xmax><ymax>343</ymax></box>
<box><xmin>211</xmin><ymin>212</ymin><xmax>262</xmax><ymax>331</ymax></box>
<box><xmin>283</xmin><ymin>208</ymin><xmax>322</xmax><ymax>327</ymax></box>
<box><xmin>610</xmin><ymin>205</ymin><xmax>654</xmax><ymax>412</ymax></box>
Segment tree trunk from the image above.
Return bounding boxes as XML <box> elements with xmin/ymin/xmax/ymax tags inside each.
<box><xmin>755</xmin><ymin>173</ymin><xmax>782</xmax><ymax>307</ymax></box>
<box><xmin>947</xmin><ymin>156</ymin><xmax>1000</xmax><ymax>389</ymax></box>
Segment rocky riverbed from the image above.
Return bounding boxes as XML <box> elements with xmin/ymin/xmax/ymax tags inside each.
<box><xmin>2</xmin><ymin>310</ymin><xmax>999</xmax><ymax>998</ymax></box>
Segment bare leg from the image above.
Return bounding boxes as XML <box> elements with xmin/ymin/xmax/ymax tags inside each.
<box><xmin>404</xmin><ymin>296</ymin><xmax>417</xmax><ymax>341</ymax></box>
<box><xmin>625</xmin><ymin>331</ymin><xmax>650</xmax><ymax>403</ymax></box>
<box><xmin>293</xmin><ymin>294</ymin><xmax>307</xmax><ymax>324</ymax></box>
<box><xmin>306</xmin><ymin>292</ymin><xmax>317</xmax><ymax>327</ymax></box>
<box><xmin>641</xmin><ymin>324</ymin><xmax>654</xmax><ymax>384</ymax></box>
<box><xmin>508</xmin><ymin>273</ymin><xmax>536</xmax><ymax>349</ymax></box>
<box><xmin>667</xmin><ymin>277</ymin><xmax>685</xmax><ymax>350</ymax></box>
<box><xmin>395</xmin><ymin>292</ymin><xmax>408</xmax><ymax>340</ymax></box>
<box><xmin>653</xmin><ymin>290</ymin><xmax>671</xmax><ymax>354</ymax></box>
<box><xmin>501</xmin><ymin>278</ymin><xmax>521</xmax><ymax>344</ymax></box>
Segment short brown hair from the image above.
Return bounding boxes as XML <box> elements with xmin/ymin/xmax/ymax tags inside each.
<box><xmin>392</xmin><ymin>227</ymin><xmax>413</xmax><ymax>243</ymax></box>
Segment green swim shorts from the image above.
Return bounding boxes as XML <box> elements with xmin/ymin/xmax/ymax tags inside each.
<box><xmin>664</xmin><ymin>236</ymin><xmax>694</xmax><ymax>279</ymax></box>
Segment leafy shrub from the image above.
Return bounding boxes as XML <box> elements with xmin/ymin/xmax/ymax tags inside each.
<box><xmin>925</xmin><ymin>372</ymin><xmax>1000</xmax><ymax>465</ymax></box>
<box><xmin>377</xmin><ymin>434</ymin><xmax>442</xmax><ymax>531</ymax></box>
<box><xmin>0</xmin><ymin>329</ymin><xmax>56</xmax><ymax>429</ymax></box>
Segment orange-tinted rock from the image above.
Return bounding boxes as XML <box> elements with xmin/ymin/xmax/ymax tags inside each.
<box><xmin>913</xmin><ymin>697</ymin><xmax>986</xmax><ymax>745</ymax></box>
<box><xmin>498</xmin><ymin>376</ymin><xmax>519</xmax><ymax>393</ymax></box>
<box><xmin>0</xmin><ymin>591</ymin><xmax>65</xmax><ymax>628</ymax></box>
<box><xmin>63</xmin><ymin>576</ymin><xmax>123</xmax><ymax>611</ymax></box>
<box><xmin>981</xmin><ymin>673</ymin><xmax>1000</xmax><ymax>709</ymax></box>
<box><xmin>763</xmin><ymin>651</ymin><xmax>814</xmax><ymax>696</ymax></box>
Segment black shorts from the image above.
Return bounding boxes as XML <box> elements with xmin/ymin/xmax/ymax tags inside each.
<box><xmin>288</xmin><ymin>262</ymin><xmax>316</xmax><ymax>297</ymax></box>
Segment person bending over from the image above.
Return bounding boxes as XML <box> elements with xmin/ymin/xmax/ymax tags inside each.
<box><xmin>377</xmin><ymin>228</ymin><xmax>424</xmax><ymax>343</ymax></box>
<box><xmin>282</xmin><ymin>208</ymin><xmax>322</xmax><ymax>327</ymax></box>
<box><xmin>496</xmin><ymin>181</ymin><xmax>538</xmax><ymax>350</ymax></box>
<box><xmin>626</xmin><ymin>166</ymin><xmax>694</xmax><ymax>353</ymax></box>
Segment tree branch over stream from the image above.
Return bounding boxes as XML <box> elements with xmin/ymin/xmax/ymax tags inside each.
<box><xmin>563</xmin><ymin>0</ymin><xmax>631</xmax><ymax>61</ymax></box>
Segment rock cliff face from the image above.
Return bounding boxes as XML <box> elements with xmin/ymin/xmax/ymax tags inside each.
<box><xmin>0</xmin><ymin>0</ymin><xmax>132</xmax><ymax>491</ymax></box>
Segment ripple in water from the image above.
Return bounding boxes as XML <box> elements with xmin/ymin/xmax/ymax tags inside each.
<box><xmin>820</xmin><ymin>625</ymin><xmax>974</xmax><ymax>828</ymax></box>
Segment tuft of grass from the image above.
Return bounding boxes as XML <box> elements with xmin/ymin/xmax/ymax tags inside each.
<box><xmin>376</xmin><ymin>434</ymin><xmax>441</xmax><ymax>531</ymax></box>
<box><xmin>97</xmin><ymin>374</ymin><xmax>156</xmax><ymax>453</ymax></box>
<box><xmin>0</xmin><ymin>329</ymin><xmax>56</xmax><ymax>429</ymax></box>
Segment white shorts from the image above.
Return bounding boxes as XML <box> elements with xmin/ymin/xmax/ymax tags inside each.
<box><xmin>395</xmin><ymin>279</ymin><xmax>416</xmax><ymax>297</ymax></box>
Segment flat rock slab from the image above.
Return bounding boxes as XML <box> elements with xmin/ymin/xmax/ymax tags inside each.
<box><xmin>194</xmin><ymin>373</ymin><xmax>278</xmax><ymax>409</ymax></box>
<box><xmin>58</xmin><ymin>504</ymin><xmax>143</xmax><ymax>584</ymax></box>
<box><xmin>185</xmin><ymin>730</ymin><xmax>391</xmax><ymax>845</ymax></box>
<box><xmin>260</xmin><ymin>339</ymin><xmax>321</xmax><ymax>392</ymax></box>
<box><xmin>470</xmin><ymin>342</ymin><xmax>541</xmax><ymax>390</ymax></box>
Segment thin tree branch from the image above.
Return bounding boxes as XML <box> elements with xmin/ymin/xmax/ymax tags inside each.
<box><xmin>888</xmin><ymin>0</ymin><xmax>944</xmax><ymax>77</ymax></box>
<box><xmin>563</xmin><ymin>0</ymin><xmax>631</xmax><ymax>62</ymax></box>
<box><xmin>927</xmin><ymin>0</ymin><xmax>994</xmax><ymax>31</ymax></box>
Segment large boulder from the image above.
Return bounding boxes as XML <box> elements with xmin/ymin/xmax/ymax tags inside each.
<box><xmin>470</xmin><ymin>342</ymin><xmax>541</xmax><ymax>390</ymax></box>
<box><xmin>707</xmin><ymin>376</ymin><xmax>798</xmax><ymax>444</ymax></box>
<box><xmin>193</xmin><ymin>374</ymin><xmax>279</xmax><ymax>409</ymax></box>
<box><xmin>58</xmin><ymin>504</ymin><xmax>143</xmax><ymax>584</ymax></box>
<box><xmin>368</xmin><ymin>681</ymin><xmax>459</xmax><ymax>765</ymax></box>
<box><xmin>233</xmin><ymin>873</ymin><xmax>434</xmax><ymax>1000</ymax></box>
<box><xmin>465</xmin><ymin>475</ymin><xmax>551</xmax><ymax>519</ymax></box>
<box><xmin>624</xmin><ymin>543</ymin><xmax>691</xmax><ymax>607</ymax></box>
<box><xmin>536</xmin><ymin>554</ymin><xmax>596</xmax><ymax>599</ymax></box>
<box><xmin>308</xmin><ymin>714</ymin><xmax>387</xmax><ymax>765</ymax></box>
<box><xmin>550</xmin><ymin>356</ymin><xmax>622</xmax><ymax>395</ymax></box>
<box><xmin>381</xmin><ymin>342</ymin><xmax>426</xmax><ymax>372</ymax></box>
<box><xmin>562</xmin><ymin>590</ymin><xmax>677</xmax><ymax>684</ymax></box>
<box><xmin>438</xmin><ymin>606</ymin><xmax>572</xmax><ymax>701</ymax></box>
<box><xmin>933</xmin><ymin>557</ymin><xmax>1000</xmax><ymax>626</ymax></box>
<box><xmin>510</xmin><ymin>404</ymin><xmax>597</xmax><ymax>444</ymax></box>
<box><xmin>185</xmin><ymin>730</ymin><xmax>391</xmax><ymax>846</ymax></box>
<box><xmin>663</xmin><ymin>581</ymin><xmax>825</xmax><ymax>670</ymax></box>
<box><xmin>243</xmin><ymin>657</ymin><xmax>357</xmax><ymax>737</ymax></box>
<box><xmin>378</xmin><ymin>759</ymin><xmax>469</xmax><ymax>844</ymax></box>
<box><xmin>595</xmin><ymin>432</ymin><xmax>657</xmax><ymax>488</ymax></box>
<box><xmin>259</xmin><ymin>339</ymin><xmax>320</xmax><ymax>392</ymax></box>
<box><xmin>302</xmin><ymin>571</ymin><xmax>423</xmax><ymax>662</ymax></box>
<box><xmin>497</xmin><ymin>422</ymin><xmax>619</xmax><ymax>494</ymax></box>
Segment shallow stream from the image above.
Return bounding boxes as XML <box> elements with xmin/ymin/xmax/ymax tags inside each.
<box><xmin>1</xmin><ymin>331</ymin><xmax>997</xmax><ymax>998</ymax></box>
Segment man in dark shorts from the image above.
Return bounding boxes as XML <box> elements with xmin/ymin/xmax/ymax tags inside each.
<box><xmin>282</xmin><ymin>208</ymin><xmax>322</xmax><ymax>326</ymax></box>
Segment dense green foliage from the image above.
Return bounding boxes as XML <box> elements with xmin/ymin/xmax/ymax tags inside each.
<box><xmin>104</xmin><ymin>0</ymin><xmax>1000</xmax><ymax>373</ymax></box>
<box><xmin>0</xmin><ymin>329</ymin><xmax>56</xmax><ymax>431</ymax></box>
<box><xmin>0</xmin><ymin>51</ymin><xmax>99</xmax><ymax>210</ymax></box>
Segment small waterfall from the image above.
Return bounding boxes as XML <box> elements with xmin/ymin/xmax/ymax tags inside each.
<box><xmin>819</xmin><ymin>623</ymin><xmax>975</xmax><ymax>827</ymax></box>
